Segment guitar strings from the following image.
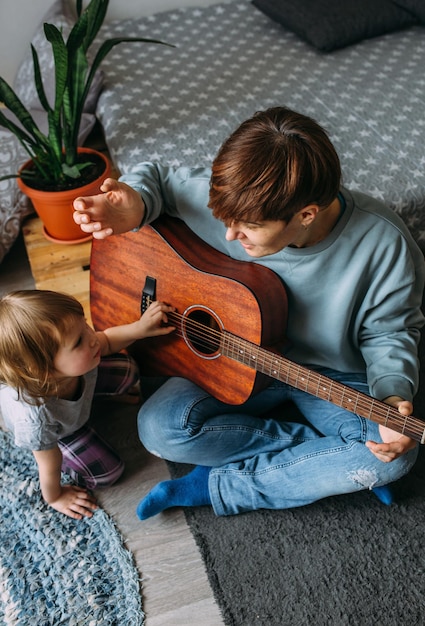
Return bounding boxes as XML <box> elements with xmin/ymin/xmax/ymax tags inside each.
<box><xmin>166</xmin><ymin>311</ymin><xmax>424</xmax><ymax>436</ymax></box>
<box><xmin>163</xmin><ymin>310</ymin><xmax>425</xmax><ymax>438</ymax></box>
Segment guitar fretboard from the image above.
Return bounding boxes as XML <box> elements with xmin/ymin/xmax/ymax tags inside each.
<box><xmin>221</xmin><ymin>331</ymin><xmax>425</xmax><ymax>443</ymax></box>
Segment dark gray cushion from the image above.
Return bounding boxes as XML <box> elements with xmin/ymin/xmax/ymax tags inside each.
<box><xmin>252</xmin><ymin>0</ymin><xmax>418</xmax><ymax>51</ymax></box>
<box><xmin>392</xmin><ymin>0</ymin><xmax>425</xmax><ymax>23</ymax></box>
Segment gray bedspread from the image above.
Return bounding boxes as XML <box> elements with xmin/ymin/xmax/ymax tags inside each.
<box><xmin>97</xmin><ymin>0</ymin><xmax>425</xmax><ymax>249</ymax></box>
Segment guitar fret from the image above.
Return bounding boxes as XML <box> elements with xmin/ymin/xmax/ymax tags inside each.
<box><xmin>245</xmin><ymin>346</ymin><xmax>254</xmax><ymax>366</ymax></box>
<box><xmin>318</xmin><ymin>377</ymin><xmax>331</xmax><ymax>403</ymax></box>
<box><xmin>383</xmin><ymin>405</ymin><xmax>389</xmax><ymax>427</ymax></box>
<box><xmin>325</xmin><ymin>385</ymin><xmax>330</xmax><ymax>401</ymax></box>
<box><xmin>270</xmin><ymin>357</ymin><xmax>278</xmax><ymax>373</ymax></box>
<box><xmin>340</xmin><ymin>386</ymin><xmax>345</xmax><ymax>409</ymax></box>
<box><xmin>257</xmin><ymin>350</ymin><xmax>266</xmax><ymax>371</ymax></box>
<box><xmin>298</xmin><ymin>374</ymin><xmax>309</xmax><ymax>391</ymax></box>
<box><xmin>271</xmin><ymin>357</ymin><xmax>287</xmax><ymax>381</ymax></box>
<box><xmin>294</xmin><ymin>366</ymin><xmax>300</xmax><ymax>390</ymax></box>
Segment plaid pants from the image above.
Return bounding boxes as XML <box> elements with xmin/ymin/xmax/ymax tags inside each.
<box><xmin>58</xmin><ymin>353</ymin><xmax>139</xmax><ymax>489</ymax></box>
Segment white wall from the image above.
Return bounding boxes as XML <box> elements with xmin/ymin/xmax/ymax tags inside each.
<box><xmin>0</xmin><ymin>0</ymin><xmax>220</xmax><ymax>85</ymax></box>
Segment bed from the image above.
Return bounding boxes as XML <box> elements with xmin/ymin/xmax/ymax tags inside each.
<box><xmin>1</xmin><ymin>0</ymin><xmax>425</xmax><ymax>263</ymax></box>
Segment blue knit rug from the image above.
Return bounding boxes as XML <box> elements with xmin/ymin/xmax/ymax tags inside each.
<box><xmin>0</xmin><ymin>429</ymin><xmax>144</xmax><ymax>625</ymax></box>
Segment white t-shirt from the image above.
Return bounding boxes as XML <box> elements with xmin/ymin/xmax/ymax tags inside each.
<box><xmin>0</xmin><ymin>367</ymin><xmax>98</xmax><ymax>451</ymax></box>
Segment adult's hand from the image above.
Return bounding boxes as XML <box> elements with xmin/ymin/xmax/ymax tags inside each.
<box><xmin>366</xmin><ymin>397</ymin><xmax>417</xmax><ymax>462</ymax></box>
<box><xmin>73</xmin><ymin>178</ymin><xmax>145</xmax><ymax>239</ymax></box>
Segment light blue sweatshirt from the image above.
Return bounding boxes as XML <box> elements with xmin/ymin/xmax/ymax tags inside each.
<box><xmin>121</xmin><ymin>163</ymin><xmax>425</xmax><ymax>403</ymax></box>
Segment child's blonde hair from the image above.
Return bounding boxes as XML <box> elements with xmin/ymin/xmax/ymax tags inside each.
<box><xmin>0</xmin><ymin>290</ymin><xmax>84</xmax><ymax>401</ymax></box>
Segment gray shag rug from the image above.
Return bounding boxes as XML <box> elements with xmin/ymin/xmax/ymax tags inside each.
<box><xmin>0</xmin><ymin>429</ymin><xmax>144</xmax><ymax>626</ymax></box>
<box><xmin>169</xmin><ymin>448</ymin><xmax>425</xmax><ymax>626</ymax></box>
<box><xmin>168</xmin><ymin>347</ymin><xmax>425</xmax><ymax>626</ymax></box>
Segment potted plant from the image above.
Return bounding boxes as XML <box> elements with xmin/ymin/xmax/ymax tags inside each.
<box><xmin>0</xmin><ymin>0</ymin><xmax>171</xmax><ymax>243</ymax></box>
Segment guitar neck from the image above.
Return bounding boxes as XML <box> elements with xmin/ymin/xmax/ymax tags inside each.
<box><xmin>221</xmin><ymin>332</ymin><xmax>425</xmax><ymax>444</ymax></box>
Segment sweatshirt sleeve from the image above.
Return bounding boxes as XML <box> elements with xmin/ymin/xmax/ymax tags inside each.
<box><xmin>120</xmin><ymin>162</ymin><xmax>211</xmax><ymax>223</ymax></box>
<box><xmin>359</xmin><ymin>234</ymin><xmax>425</xmax><ymax>403</ymax></box>
<box><xmin>119</xmin><ymin>162</ymin><xmax>231</xmax><ymax>253</ymax></box>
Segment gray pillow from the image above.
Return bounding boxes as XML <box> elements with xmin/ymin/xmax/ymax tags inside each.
<box><xmin>252</xmin><ymin>0</ymin><xmax>418</xmax><ymax>51</ymax></box>
<box><xmin>0</xmin><ymin>130</ymin><xmax>33</xmax><ymax>264</ymax></box>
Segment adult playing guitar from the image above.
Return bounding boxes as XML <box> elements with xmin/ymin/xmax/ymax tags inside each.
<box><xmin>73</xmin><ymin>106</ymin><xmax>425</xmax><ymax>519</ymax></box>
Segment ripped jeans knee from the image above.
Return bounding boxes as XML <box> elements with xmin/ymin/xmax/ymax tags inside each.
<box><xmin>348</xmin><ymin>443</ymin><xmax>419</xmax><ymax>490</ymax></box>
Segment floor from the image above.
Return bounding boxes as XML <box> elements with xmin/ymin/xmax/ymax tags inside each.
<box><xmin>0</xmin><ymin>227</ymin><xmax>223</xmax><ymax>625</ymax></box>
<box><xmin>0</xmin><ymin>231</ymin><xmax>35</xmax><ymax>294</ymax></box>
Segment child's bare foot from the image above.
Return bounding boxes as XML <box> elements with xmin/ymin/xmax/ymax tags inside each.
<box><xmin>73</xmin><ymin>179</ymin><xmax>145</xmax><ymax>238</ymax></box>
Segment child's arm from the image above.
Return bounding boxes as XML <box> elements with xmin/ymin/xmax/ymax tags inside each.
<box><xmin>33</xmin><ymin>447</ymin><xmax>98</xmax><ymax>520</ymax></box>
<box><xmin>97</xmin><ymin>300</ymin><xmax>176</xmax><ymax>356</ymax></box>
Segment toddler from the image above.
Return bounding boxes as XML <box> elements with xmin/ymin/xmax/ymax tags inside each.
<box><xmin>0</xmin><ymin>289</ymin><xmax>174</xmax><ymax>519</ymax></box>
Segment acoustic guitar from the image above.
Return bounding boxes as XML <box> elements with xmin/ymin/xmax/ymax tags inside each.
<box><xmin>90</xmin><ymin>215</ymin><xmax>425</xmax><ymax>444</ymax></box>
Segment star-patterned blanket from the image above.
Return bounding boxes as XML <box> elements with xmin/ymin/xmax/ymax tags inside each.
<box><xmin>96</xmin><ymin>0</ymin><xmax>425</xmax><ymax>251</ymax></box>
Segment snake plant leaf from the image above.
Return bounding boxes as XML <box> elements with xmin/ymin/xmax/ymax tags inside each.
<box><xmin>83</xmin><ymin>0</ymin><xmax>108</xmax><ymax>51</ymax></box>
<box><xmin>0</xmin><ymin>78</ymin><xmax>51</xmax><ymax>151</ymax></box>
<box><xmin>46</xmin><ymin>109</ymin><xmax>64</xmax><ymax>168</ymax></box>
<box><xmin>44</xmin><ymin>23</ymin><xmax>69</xmax><ymax>115</ymax></box>
<box><xmin>66</xmin><ymin>15</ymin><xmax>90</xmax><ymax>145</ymax></box>
<box><xmin>31</xmin><ymin>45</ymin><xmax>51</xmax><ymax>113</ymax></box>
<box><xmin>0</xmin><ymin>108</ymin><xmax>39</xmax><ymax>152</ymax></box>
<box><xmin>0</xmin><ymin>78</ymin><xmax>39</xmax><ymax>138</ymax></box>
<box><xmin>67</xmin><ymin>7</ymin><xmax>90</xmax><ymax>55</ymax></box>
<box><xmin>61</xmin><ymin>162</ymin><xmax>86</xmax><ymax>178</ymax></box>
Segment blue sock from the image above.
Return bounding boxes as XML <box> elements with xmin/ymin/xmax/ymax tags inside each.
<box><xmin>372</xmin><ymin>485</ymin><xmax>394</xmax><ymax>505</ymax></box>
<box><xmin>136</xmin><ymin>465</ymin><xmax>212</xmax><ymax>520</ymax></box>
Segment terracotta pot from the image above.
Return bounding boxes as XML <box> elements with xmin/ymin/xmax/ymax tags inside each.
<box><xmin>17</xmin><ymin>148</ymin><xmax>111</xmax><ymax>244</ymax></box>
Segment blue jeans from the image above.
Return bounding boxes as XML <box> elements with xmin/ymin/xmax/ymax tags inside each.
<box><xmin>138</xmin><ymin>368</ymin><xmax>418</xmax><ymax>516</ymax></box>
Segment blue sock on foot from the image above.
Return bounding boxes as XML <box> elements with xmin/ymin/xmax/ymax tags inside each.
<box><xmin>372</xmin><ymin>485</ymin><xmax>394</xmax><ymax>505</ymax></box>
<box><xmin>136</xmin><ymin>465</ymin><xmax>212</xmax><ymax>520</ymax></box>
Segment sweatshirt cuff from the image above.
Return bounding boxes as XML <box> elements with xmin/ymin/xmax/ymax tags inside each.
<box><xmin>371</xmin><ymin>375</ymin><xmax>414</xmax><ymax>403</ymax></box>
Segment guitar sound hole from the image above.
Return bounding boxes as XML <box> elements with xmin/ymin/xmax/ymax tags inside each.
<box><xmin>184</xmin><ymin>308</ymin><xmax>221</xmax><ymax>356</ymax></box>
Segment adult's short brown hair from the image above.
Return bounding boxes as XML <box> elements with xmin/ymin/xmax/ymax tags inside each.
<box><xmin>209</xmin><ymin>107</ymin><xmax>341</xmax><ymax>224</ymax></box>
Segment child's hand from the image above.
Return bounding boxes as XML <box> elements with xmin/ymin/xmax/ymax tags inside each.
<box><xmin>99</xmin><ymin>300</ymin><xmax>177</xmax><ymax>354</ymax></box>
<box><xmin>49</xmin><ymin>484</ymin><xmax>99</xmax><ymax>520</ymax></box>
<box><xmin>136</xmin><ymin>301</ymin><xmax>176</xmax><ymax>338</ymax></box>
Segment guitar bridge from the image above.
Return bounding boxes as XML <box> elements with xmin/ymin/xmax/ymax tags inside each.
<box><xmin>141</xmin><ymin>276</ymin><xmax>156</xmax><ymax>314</ymax></box>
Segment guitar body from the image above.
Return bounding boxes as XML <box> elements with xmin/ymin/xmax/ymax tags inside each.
<box><xmin>90</xmin><ymin>216</ymin><xmax>288</xmax><ymax>404</ymax></box>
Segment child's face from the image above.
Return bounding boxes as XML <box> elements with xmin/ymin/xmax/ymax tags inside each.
<box><xmin>53</xmin><ymin>316</ymin><xmax>101</xmax><ymax>379</ymax></box>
